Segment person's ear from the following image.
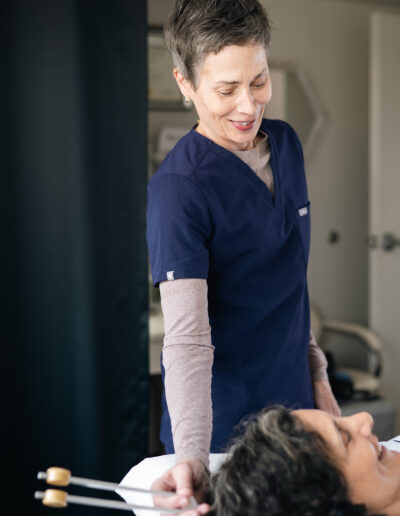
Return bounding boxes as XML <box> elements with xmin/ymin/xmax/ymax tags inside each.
<box><xmin>173</xmin><ymin>68</ymin><xmax>194</xmax><ymax>100</ymax></box>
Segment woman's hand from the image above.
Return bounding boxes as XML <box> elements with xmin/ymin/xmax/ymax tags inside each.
<box><xmin>151</xmin><ymin>458</ymin><xmax>211</xmax><ymax>515</ymax></box>
<box><xmin>313</xmin><ymin>380</ymin><xmax>341</xmax><ymax>416</ymax></box>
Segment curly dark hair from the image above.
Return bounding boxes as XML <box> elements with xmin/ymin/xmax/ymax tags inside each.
<box><xmin>207</xmin><ymin>406</ymin><xmax>384</xmax><ymax>516</ymax></box>
<box><xmin>164</xmin><ymin>0</ymin><xmax>272</xmax><ymax>87</ymax></box>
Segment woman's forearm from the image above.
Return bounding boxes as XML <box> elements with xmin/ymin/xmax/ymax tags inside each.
<box><xmin>160</xmin><ymin>279</ymin><xmax>214</xmax><ymax>467</ymax></box>
<box><xmin>308</xmin><ymin>330</ymin><xmax>329</xmax><ymax>382</ymax></box>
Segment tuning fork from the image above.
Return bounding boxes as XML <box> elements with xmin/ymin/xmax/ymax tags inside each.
<box><xmin>35</xmin><ymin>466</ymin><xmax>198</xmax><ymax>513</ymax></box>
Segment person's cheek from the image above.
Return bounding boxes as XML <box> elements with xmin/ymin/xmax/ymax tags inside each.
<box><xmin>261</xmin><ymin>85</ymin><xmax>272</xmax><ymax>105</ymax></box>
<box><xmin>199</xmin><ymin>96</ymin><xmax>225</xmax><ymax>119</ymax></box>
<box><xmin>212</xmin><ymin>99</ymin><xmax>233</xmax><ymax>117</ymax></box>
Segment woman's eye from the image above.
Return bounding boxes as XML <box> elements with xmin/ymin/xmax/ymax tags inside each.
<box><xmin>218</xmin><ymin>90</ymin><xmax>234</xmax><ymax>96</ymax></box>
<box><xmin>252</xmin><ymin>82</ymin><xmax>266</xmax><ymax>88</ymax></box>
<box><xmin>340</xmin><ymin>428</ymin><xmax>352</xmax><ymax>446</ymax></box>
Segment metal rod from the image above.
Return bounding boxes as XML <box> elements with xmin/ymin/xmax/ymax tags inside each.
<box><xmin>34</xmin><ymin>491</ymin><xmax>194</xmax><ymax>513</ymax></box>
<box><xmin>37</xmin><ymin>471</ymin><xmax>174</xmax><ymax>497</ymax></box>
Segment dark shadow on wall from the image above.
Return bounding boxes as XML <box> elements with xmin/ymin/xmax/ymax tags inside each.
<box><xmin>2</xmin><ymin>1</ymin><xmax>149</xmax><ymax>514</ymax></box>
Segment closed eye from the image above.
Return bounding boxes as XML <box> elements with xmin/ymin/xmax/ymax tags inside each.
<box><xmin>335</xmin><ymin>421</ymin><xmax>351</xmax><ymax>446</ymax></box>
<box><xmin>340</xmin><ymin>429</ymin><xmax>351</xmax><ymax>446</ymax></box>
<box><xmin>217</xmin><ymin>79</ymin><xmax>268</xmax><ymax>96</ymax></box>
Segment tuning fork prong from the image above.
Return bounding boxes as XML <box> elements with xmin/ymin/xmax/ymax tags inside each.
<box><xmin>37</xmin><ymin>467</ymin><xmax>175</xmax><ymax>496</ymax></box>
<box><xmin>34</xmin><ymin>489</ymin><xmax>193</xmax><ymax>513</ymax></box>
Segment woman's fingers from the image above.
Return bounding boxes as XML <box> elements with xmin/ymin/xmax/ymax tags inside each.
<box><xmin>313</xmin><ymin>380</ymin><xmax>342</xmax><ymax>416</ymax></box>
<box><xmin>172</xmin><ymin>462</ymin><xmax>196</xmax><ymax>497</ymax></box>
<box><xmin>151</xmin><ymin>460</ymin><xmax>211</xmax><ymax>514</ymax></box>
<box><xmin>196</xmin><ymin>503</ymin><xmax>211</xmax><ymax>514</ymax></box>
<box><xmin>151</xmin><ymin>463</ymin><xmax>194</xmax><ymax>511</ymax></box>
<box><xmin>151</xmin><ymin>492</ymin><xmax>209</xmax><ymax>515</ymax></box>
<box><xmin>152</xmin><ymin>493</ymin><xmax>191</xmax><ymax>510</ymax></box>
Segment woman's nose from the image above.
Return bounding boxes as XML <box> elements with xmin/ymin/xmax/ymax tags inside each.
<box><xmin>345</xmin><ymin>412</ymin><xmax>374</xmax><ymax>437</ymax></box>
<box><xmin>236</xmin><ymin>89</ymin><xmax>257</xmax><ymax>115</ymax></box>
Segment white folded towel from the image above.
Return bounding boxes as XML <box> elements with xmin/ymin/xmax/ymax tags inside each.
<box><xmin>117</xmin><ymin>454</ymin><xmax>228</xmax><ymax>515</ymax></box>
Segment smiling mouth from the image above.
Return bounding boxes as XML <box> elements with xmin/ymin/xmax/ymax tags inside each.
<box><xmin>230</xmin><ymin>119</ymin><xmax>258</xmax><ymax>132</ymax></box>
<box><xmin>232</xmin><ymin>120</ymin><xmax>255</xmax><ymax>126</ymax></box>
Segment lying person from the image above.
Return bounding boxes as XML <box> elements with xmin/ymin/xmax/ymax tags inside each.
<box><xmin>121</xmin><ymin>408</ymin><xmax>399</xmax><ymax>515</ymax></box>
<box><xmin>208</xmin><ymin>406</ymin><xmax>400</xmax><ymax>516</ymax></box>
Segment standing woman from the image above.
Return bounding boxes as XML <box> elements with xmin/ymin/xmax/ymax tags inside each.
<box><xmin>146</xmin><ymin>0</ymin><xmax>340</xmax><ymax>512</ymax></box>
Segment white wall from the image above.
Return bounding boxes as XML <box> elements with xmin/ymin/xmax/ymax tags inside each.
<box><xmin>147</xmin><ymin>0</ymin><xmax>400</xmax><ymax>326</ymax></box>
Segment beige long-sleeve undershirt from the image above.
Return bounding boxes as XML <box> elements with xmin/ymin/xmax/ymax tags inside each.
<box><xmin>160</xmin><ymin>133</ymin><xmax>328</xmax><ymax>468</ymax></box>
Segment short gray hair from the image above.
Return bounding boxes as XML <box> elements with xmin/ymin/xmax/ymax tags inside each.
<box><xmin>163</xmin><ymin>0</ymin><xmax>272</xmax><ymax>88</ymax></box>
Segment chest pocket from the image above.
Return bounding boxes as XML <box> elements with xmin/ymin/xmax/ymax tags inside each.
<box><xmin>292</xmin><ymin>201</ymin><xmax>311</xmax><ymax>267</ymax></box>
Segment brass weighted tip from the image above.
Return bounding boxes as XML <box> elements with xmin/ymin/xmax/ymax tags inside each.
<box><xmin>46</xmin><ymin>467</ymin><xmax>71</xmax><ymax>486</ymax></box>
<box><xmin>42</xmin><ymin>489</ymin><xmax>68</xmax><ymax>508</ymax></box>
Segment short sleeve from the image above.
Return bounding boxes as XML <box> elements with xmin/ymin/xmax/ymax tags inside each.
<box><xmin>146</xmin><ymin>173</ymin><xmax>212</xmax><ymax>286</ymax></box>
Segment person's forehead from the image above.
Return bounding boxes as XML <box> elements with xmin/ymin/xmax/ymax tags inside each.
<box><xmin>294</xmin><ymin>409</ymin><xmax>345</xmax><ymax>452</ymax></box>
<box><xmin>199</xmin><ymin>44</ymin><xmax>268</xmax><ymax>79</ymax></box>
<box><xmin>294</xmin><ymin>408</ymin><xmax>334</xmax><ymax>428</ymax></box>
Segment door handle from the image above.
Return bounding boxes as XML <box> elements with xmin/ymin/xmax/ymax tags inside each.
<box><xmin>382</xmin><ymin>233</ymin><xmax>400</xmax><ymax>252</ymax></box>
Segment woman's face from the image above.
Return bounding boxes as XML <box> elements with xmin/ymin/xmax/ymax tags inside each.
<box><xmin>175</xmin><ymin>43</ymin><xmax>271</xmax><ymax>151</ymax></box>
<box><xmin>294</xmin><ymin>409</ymin><xmax>400</xmax><ymax>515</ymax></box>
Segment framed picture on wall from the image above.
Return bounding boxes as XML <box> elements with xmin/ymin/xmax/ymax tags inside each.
<box><xmin>148</xmin><ymin>26</ymin><xmax>192</xmax><ymax>111</ymax></box>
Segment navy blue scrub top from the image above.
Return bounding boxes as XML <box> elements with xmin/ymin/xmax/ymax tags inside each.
<box><xmin>146</xmin><ymin>118</ymin><xmax>314</xmax><ymax>453</ymax></box>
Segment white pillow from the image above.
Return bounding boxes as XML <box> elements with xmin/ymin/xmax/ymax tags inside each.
<box><xmin>117</xmin><ymin>454</ymin><xmax>228</xmax><ymax>515</ymax></box>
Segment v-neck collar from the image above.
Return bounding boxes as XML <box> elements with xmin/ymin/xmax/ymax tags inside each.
<box><xmin>190</xmin><ymin>120</ymin><xmax>282</xmax><ymax>212</ymax></box>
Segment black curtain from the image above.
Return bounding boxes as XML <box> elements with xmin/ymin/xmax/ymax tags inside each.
<box><xmin>3</xmin><ymin>1</ymin><xmax>149</xmax><ymax>514</ymax></box>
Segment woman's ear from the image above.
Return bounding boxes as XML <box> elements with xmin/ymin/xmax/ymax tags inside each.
<box><xmin>173</xmin><ymin>68</ymin><xmax>193</xmax><ymax>99</ymax></box>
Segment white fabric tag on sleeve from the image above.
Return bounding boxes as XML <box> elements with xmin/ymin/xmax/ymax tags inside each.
<box><xmin>298</xmin><ymin>206</ymin><xmax>308</xmax><ymax>217</ymax></box>
<box><xmin>167</xmin><ymin>270</ymin><xmax>174</xmax><ymax>281</ymax></box>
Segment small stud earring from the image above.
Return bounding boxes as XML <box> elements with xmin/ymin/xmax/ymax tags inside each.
<box><xmin>184</xmin><ymin>96</ymin><xmax>191</xmax><ymax>103</ymax></box>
